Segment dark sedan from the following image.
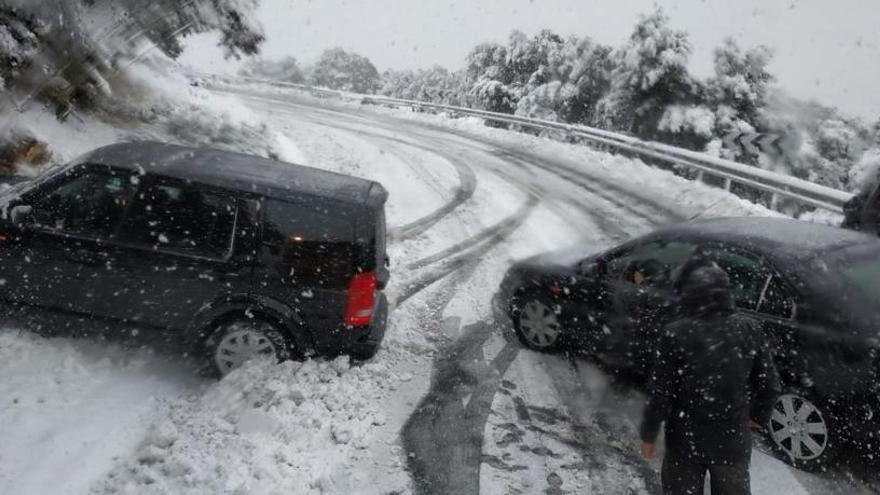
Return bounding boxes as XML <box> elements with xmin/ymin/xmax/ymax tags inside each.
<box><xmin>498</xmin><ymin>216</ymin><xmax>880</xmax><ymax>470</ymax></box>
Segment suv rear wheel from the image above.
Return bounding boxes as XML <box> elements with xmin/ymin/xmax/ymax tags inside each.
<box><xmin>206</xmin><ymin>320</ymin><xmax>292</xmax><ymax>377</ymax></box>
<box><xmin>767</xmin><ymin>392</ymin><xmax>840</xmax><ymax>471</ymax></box>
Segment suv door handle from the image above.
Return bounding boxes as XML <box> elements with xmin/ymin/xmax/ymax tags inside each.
<box><xmin>66</xmin><ymin>249</ymin><xmax>106</xmax><ymax>266</ymax></box>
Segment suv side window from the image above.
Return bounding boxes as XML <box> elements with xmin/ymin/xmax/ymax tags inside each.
<box><xmin>119</xmin><ymin>177</ymin><xmax>237</xmax><ymax>258</ymax></box>
<box><xmin>26</xmin><ymin>164</ymin><xmax>132</xmax><ymax>239</ymax></box>
<box><xmin>261</xmin><ymin>199</ymin><xmax>355</xmax><ymax>288</ymax></box>
<box><xmin>606</xmin><ymin>240</ymin><xmax>698</xmax><ymax>288</ymax></box>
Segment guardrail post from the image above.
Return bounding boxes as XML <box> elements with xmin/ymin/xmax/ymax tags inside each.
<box><xmin>696</xmin><ymin>170</ymin><xmax>704</xmax><ymax>182</ymax></box>
<box><xmin>770</xmin><ymin>192</ymin><xmax>780</xmax><ymax>210</ymax></box>
<box><xmin>723</xmin><ymin>178</ymin><xmax>732</xmax><ymax>191</ymax></box>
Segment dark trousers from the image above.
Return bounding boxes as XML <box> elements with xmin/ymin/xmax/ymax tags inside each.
<box><xmin>661</xmin><ymin>452</ymin><xmax>750</xmax><ymax>495</ymax></box>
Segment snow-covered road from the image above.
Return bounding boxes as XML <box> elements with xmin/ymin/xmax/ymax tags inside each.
<box><xmin>1</xmin><ymin>82</ymin><xmax>877</xmax><ymax>494</ymax></box>
<box><xmin>225</xmin><ymin>87</ymin><xmax>878</xmax><ymax>495</ymax></box>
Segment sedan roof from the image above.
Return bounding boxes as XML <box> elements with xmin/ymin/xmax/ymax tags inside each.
<box><xmin>651</xmin><ymin>216</ymin><xmax>878</xmax><ymax>260</ymax></box>
<box><xmin>78</xmin><ymin>141</ymin><xmax>387</xmax><ymax>207</ymax></box>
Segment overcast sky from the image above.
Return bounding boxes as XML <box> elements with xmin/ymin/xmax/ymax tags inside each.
<box><xmin>182</xmin><ymin>0</ymin><xmax>880</xmax><ymax>120</ymax></box>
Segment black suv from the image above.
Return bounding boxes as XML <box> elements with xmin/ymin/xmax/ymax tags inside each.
<box><xmin>0</xmin><ymin>142</ymin><xmax>390</xmax><ymax>376</ymax></box>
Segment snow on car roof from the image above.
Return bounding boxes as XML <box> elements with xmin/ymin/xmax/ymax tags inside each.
<box><xmin>658</xmin><ymin>216</ymin><xmax>878</xmax><ymax>258</ymax></box>
<box><xmin>79</xmin><ymin>141</ymin><xmax>386</xmax><ymax>206</ymax></box>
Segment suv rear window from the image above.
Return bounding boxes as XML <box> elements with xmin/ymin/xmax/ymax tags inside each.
<box><xmin>261</xmin><ymin>199</ymin><xmax>356</xmax><ymax>288</ymax></box>
<box><xmin>119</xmin><ymin>177</ymin><xmax>237</xmax><ymax>258</ymax></box>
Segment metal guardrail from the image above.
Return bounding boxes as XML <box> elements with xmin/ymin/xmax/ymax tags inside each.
<box><xmin>200</xmin><ymin>74</ymin><xmax>854</xmax><ymax>214</ymax></box>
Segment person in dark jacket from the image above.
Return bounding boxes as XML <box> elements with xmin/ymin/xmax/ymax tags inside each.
<box><xmin>639</xmin><ymin>264</ymin><xmax>781</xmax><ymax>495</ymax></box>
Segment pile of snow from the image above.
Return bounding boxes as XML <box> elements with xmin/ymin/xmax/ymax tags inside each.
<box><xmin>0</xmin><ymin>330</ymin><xmax>199</xmax><ymax>495</ymax></box>
<box><xmin>96</xmin><ymin>357</ymin><xmax>409</xmax><ymax>494</ymax></box>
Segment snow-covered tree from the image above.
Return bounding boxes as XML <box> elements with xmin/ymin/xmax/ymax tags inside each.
<box><xmin>1</xmin><ymin>0</ymin><xmax>264</xmax><ymax>117</ymax></box>
<box><xmin>560</xmin><ymin>40</ymin><xmax>613</xmax><ymax>125</ymax></box>
<box><xmin>309</xmin><ymin>48</ymin><xmax>380</xmax><ymax>93</ymax></box>
<box><xmin>0</xmin><ymin>6</ymin><xmax>42</xmax><ymax>91</ymax></box>
<box><xmin>597</xmin><ymin>8</ymin><xmax>696</xmax><ymax>138</ymax></box>
<box><xmin>506</xmin><ymin>29</ymin><xmax>564</xmax><ymax>91</ymax></box>
<box><xmin>708</xmin><ymin>38</ymin><xmax>773</xmax><ymax>128</ymax></box>
<box><xmin>464</xmin><ymin>42</ymin><xmax>509</xmax><ymax>85</ymax></box>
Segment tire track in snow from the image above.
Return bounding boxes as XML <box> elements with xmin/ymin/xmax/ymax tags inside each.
<box><xmin>394</xmin><ymin>196</ymin><xmax>538</xmax><ymax>306</ymax></box>
<box><xmin>236</xmin><ymin>88</ymin><xmax>870</xmax><ymax>494</ymax></box>
<box><xmin>231</xmin><ymin>92</ymin><xmax>479</xmax><ymax>243</ymax></box>
<box><xmin>493</xmin><ymin>149</ymin><xmax>685</xmax><ymax>225</ymax></box>
<box><xmin>402</xmin><ymin>318</ymin><xmax>521</xmax><ymax>495</ymax></box>
<box><xmin>235</xmin><ymin>89</ymin><xmax>670</xmax><ymax>493</ymax></box>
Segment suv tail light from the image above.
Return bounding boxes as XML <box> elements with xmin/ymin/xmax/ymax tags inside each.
<box><xmin>345</xmin><ymin>272</ymin><xmax>377</xmax><ymax>327</ymax></box>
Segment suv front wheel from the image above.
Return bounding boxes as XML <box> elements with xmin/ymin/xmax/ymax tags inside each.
<box><xmin>206</xmin><ymin>320</ymin><xmax>292</xmax><ymax>377</ymax></box>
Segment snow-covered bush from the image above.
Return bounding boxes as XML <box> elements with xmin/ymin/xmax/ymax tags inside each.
<box><xmin>380</xmin><ymin>66</ymin><xmax>467</xmax><ymax>106</ymax></box>
<box><xmin>468</xmin><ymin>78</ymin><xmax>516</xmax><ymax>115</ymax></box>
<box><xmin>309</xmin><ymin>48</ymin><xmax>380</xmax><ymax>94</ymax></box>
<box><xmin>658</xmin><ymin>105</ymin><xmax>716</xmax><ymax>138</ymax></box>
<box><xmin>515</xmin><ymin>81</ymin><xmax>570</xmax><ymax>121</ymax></box>
<box><xmin>239</xmin><ymin>56</ymin><xmax>304</xmax><ymax>83</ymax></box>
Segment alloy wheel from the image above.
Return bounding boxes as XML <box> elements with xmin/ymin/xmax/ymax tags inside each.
<box><xmin>214</xmin><ymin>327</ymin><xmax>278</xmax><ymax>375</ymax></box>
<box><xmin>518</xmin><ymin>300</ymin><xmax>561</xmax><ymax>349</ymax></box>
<box><xmin>768</xmin><ymin>393</ymin><xmax>829</xmax><ymax>462</ymax></box>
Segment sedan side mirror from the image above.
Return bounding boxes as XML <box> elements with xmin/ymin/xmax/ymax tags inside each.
<box><xmin>10</xmin><ymin>204</ymin><xmax>34</xmax><ymax>228</ymax></box>
<box><xmin>578</xmin><ymin>260</ymin><xmax>601</xmax><ymax>278</ymax></box>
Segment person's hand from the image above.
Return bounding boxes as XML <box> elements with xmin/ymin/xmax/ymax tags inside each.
<box><xmin>750</xmin><ymin>420</ymin><xmax>762</xmax><ymax>429</ymax></box>
<box><xmin>640</xmin><ymin>442</ymin><xmax>656</xmax><ymax>459</ymax></box>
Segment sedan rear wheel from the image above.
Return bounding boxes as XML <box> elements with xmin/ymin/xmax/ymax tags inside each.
<box><xmin>514</xmin><ymin>298</ymin><xmax>562</xmax><ymax>351</ymax></box>
<box><xmin>768</xmin><ymin>393</ymin><xmax>838</xmax><ymax>471</ymax></box>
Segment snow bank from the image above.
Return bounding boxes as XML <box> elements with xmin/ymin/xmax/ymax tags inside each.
<box><xmin>0</xmin><ymin>330</ymin><xmax>199</xmax><ymax>495</ymax></box>
<box><xmin>2</xmin><ymin>60</ymin><xmax>306</xmax><ymax>173</ymax></box>
<box><xmin>96</xmin><ymin>357</ymin><xmax>410</xmax><ymax>494</ymax></box>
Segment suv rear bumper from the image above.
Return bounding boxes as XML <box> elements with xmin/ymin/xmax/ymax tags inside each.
<box><xmin>310</xmin><ymin>293</ymin><xmax>388</xmax><ymax>359</ymax></box>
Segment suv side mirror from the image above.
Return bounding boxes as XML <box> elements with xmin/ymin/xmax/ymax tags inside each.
<box><xmin>10</xmin><ymin>204</ymin><xmax>34</xmax><ymax>228</ymax></box>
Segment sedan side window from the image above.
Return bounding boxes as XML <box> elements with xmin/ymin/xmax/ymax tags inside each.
<box><xmin>28</xmin><ymin>166</ymin><xmax>132</xmax><ymax>239</ymax></box>
<box><xmin>606</xmin><ymin>240</ymin><xmax>698</xmax><ymax>288</ymax></box>
<box><xmin>119</xmin><ymin>177</ymin><xmax>237</xmax><ymax>258</ymax></box>
<box><xmin>699</xmin><ymin>247</ymin><xmax>796</xmax><ymax>319</ymax></box>
<box><xmin>757</xmin><ymin>275</ymin><xmax>795</xmax><ymax>319</ymax></box>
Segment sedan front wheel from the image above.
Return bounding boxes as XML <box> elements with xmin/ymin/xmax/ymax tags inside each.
<box><xmin>513</xmin><ymin>297</ymin><xmax>562</xmax><ymax>351</ymax></box>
